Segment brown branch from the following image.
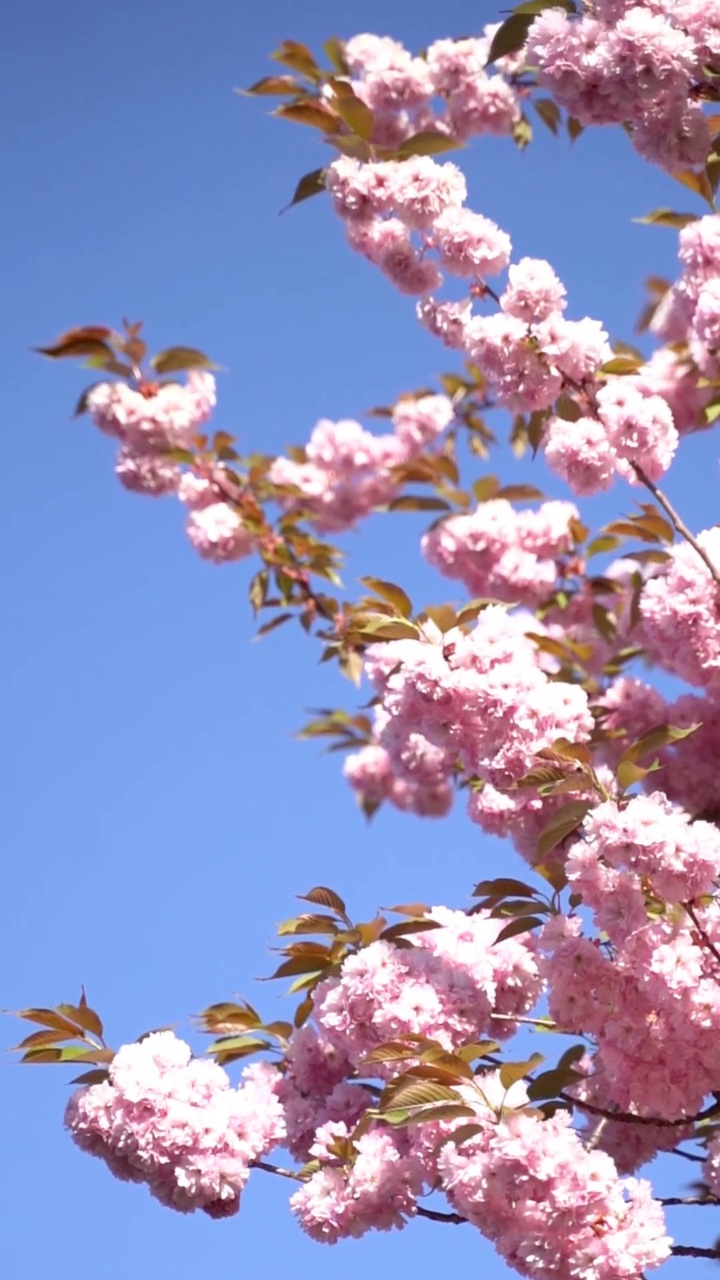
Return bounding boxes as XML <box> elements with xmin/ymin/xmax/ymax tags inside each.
<box><xmin>559</xmin><ymin>1093</ymin><xmax>696</xmax><ymax>1128</ymax></box>
<box><xmin>685</xmin><ymin>902</ymin><xmax>720</xmax><ymax>971</ymax></box>
<box><xmin>250</xmin><ymin>1159</ymin><xmax>305</xmax><ymax>1182</ymax></box>
<box><xmin>632</xmin><ymin>465</ymin><xmax>720</xmax><ymax>586</ymax></box>
<box><xmin>661</xmin><ymin>1196</ymin><xmax>720</xmax><ymax>1207</ymax></box>
<box><xmin>672</xmin><ymin>1245</ymin><xmax>720</xmax><ymax>1260</ymax></box>
<box><xmin>416</xmin><ymin>1204</ymin><xmax>468</xmax><ymax>1225</ymax></box>
<box><xmin>672</xmin><ymin>1148</ymin><xmax>706</xmax><ymax>1164</ymax></box>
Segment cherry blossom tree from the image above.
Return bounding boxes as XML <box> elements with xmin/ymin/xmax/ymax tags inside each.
<box><xmin>13</xmin><ymin>2</ymin><xmax>720</xmax><ymax>1276</ymax></box>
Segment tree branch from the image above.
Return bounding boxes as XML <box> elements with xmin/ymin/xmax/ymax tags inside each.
<box><xmin>685</xmin><ymin>902</ymin><xmax>720</xmax><ymax>971</ymax></box>
<box><xmin>632</xmin><ymin>465</ymin><xmax>720</xmax><ymax>586</ymax></box>
<box><xmin>416</xmin><ymin>1204</ymin><xmax>468</xmax><ymax>1225</ymax></box>
<box><xmin>250</xmin><ymin>1159</ymin><xmax>305</xmax><ymax>1182</ymax></box>
<box><xmin>661</xmin><ymin>1196</ymin><xmax>720</xmax><ymax>1207</ymax></box>
<box><xmin>559</xmin><ymin>1093</ymin><xmax>696</xmax><ymax>1128</ymax></box>
<box><xmin>672</xmin><ymin>1245</ymin><xmax>720</xmax><ymax>1260</ymax></box>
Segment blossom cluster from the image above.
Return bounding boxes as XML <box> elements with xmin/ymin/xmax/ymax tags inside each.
<box><xmin>85</xmin><ymin>372</ymin><xmax>258</xmax><ymax>564</ymax></box>
<box><xmin>527</xmin><ymin>3</ymin><xmax>717</xmax><ymax>172</ymax></box>
<box><xmin>268</xmin><ymin>394</ymin><xmax>454</xmax><ymax>531</ymax></box>
<box><xmin>341</xmin><ymin>28</ymin><xmax>523</xmax><ymax>151</ymax></box>
<box><xmin>65</xmin><ymin>1032</ymin><xmax>285</xmax><ymax>1216</ymax></box>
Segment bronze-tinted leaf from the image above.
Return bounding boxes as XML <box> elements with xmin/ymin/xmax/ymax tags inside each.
<box><xmin>499</xmin><ymin>1053</ymin><xmax>544</xmax><ymax>1090</ymax></box>
<box><xmin>358</xmin><ymin>577</ymin><xmax>412</xmax><ymax>618</ymax></box>
<box><xmin>150</xmin><ymin>347</ymin><xmax>215</xmax><ymax>374</ymax></box>
<box><xmin>241</xmin><ymin>75</ymin><xmax>301</xmax><ymax>96</ymax></box>
<box><xmin>332</xmin><ymin>91</ymin><xmax>374</xmax><ymax>141</ymax></box>
<box><xmin>323</xmin><ymin>37</ymin><xmax>349</xmax><ymax>74</ymax></box>
<box><xmin>274</xmin><ymin>100</ymin><xmax>339</xmax><ymax>131</ymax></box>
<box><xmin>270</xmin><ymin>39</ymin><xmax>319</xmax><ymax>78</ymax></box>
<box><xmin>284</xmin><ymin>167</ymin><xmax>327</xmax><ymax>211</ymax></box>
<box><xmin>394</xmin><ymin>131</ymin><xmax>464</xmax><ymax>158</ymax></box>
<box><xmin>298</xmin><ymin>885</ymin><xmax>347</xmax><ymax>915</ymax></box>
<box><xmin>536</xmin><ymin>800</ymin><xmax>592</xmax><ymax>859</ymax></box>
<box><xmin>473</xmin><ymin>877</ymin><xmax>537</xmax><ymax>899</ymax></box>
<box><xmin>633</xmin><ymin>209</ymin><xmax>699</xmax><ymax>229</ymax></box>
<box><xmin>35</xmin><ymin>336</ymin><xmax>115</xmax><ymax>361</ymax></box>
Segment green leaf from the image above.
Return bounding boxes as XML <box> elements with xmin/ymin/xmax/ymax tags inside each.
<box><xmin>494</xmin><ymin>916</ymin><xmax>544</xmax><ymax>943</ymax></box>
<box><xmin>207</xmin><ymin>1035</ymin><xmax>270</xmax><ymax>1060</ymax></box>
<box><xmin>240</xmin><ymin>75</ymin><xmax>301</xmax><ymax>96</ymax></box>
<box><xmin>332</xmin><ymin>91</ymin><xmax>374</xmax><ymax>141</ymax></box>
<box><xmin>277</xmin><ymin>913</ymin><xmax>340</xmax><ymax>936</ymax></box>
<box><xmin>283</xmin><ymin>167</ymin><xmax>327</xmax><ymax>212</ymax></box>
<box><xmin>359</xmin><ymin>577</ymin><xmax>412</xmax><ymax>618</ymax></box>
<box><xmin>274</xmin><ymin>99</ymin><xmax>338</xmax><ymax>131</ymax></box>
<box><xmin>270</xmin><ymin>39</ymin><xmax>319</xmax><ymax>78</ymax></box>
<box><xmin>298</xmin><ymin>885</ymin><xmax>347</xmax><ymax>915</ymax></box>
<box><xmin>534</xmin><ymin>98</ymin><xmax>561</xmax><ymax>135</ymax></box>
<box><xmin>486</xmin><ymin>14</ymin><xmax>533</xmax><ymax>64</ymax></box>
<box><xmin>150</xmin><ymin>347</ymin><xmax>215</xmax><ymax>374</ymax></box>
<box><xmin>394</xmin><ymin>131</ymin><xmax>464</xmax><ymax>158</ymax></box>
<box><xmin>499</xmin><ymin>1053</ymin><xmax>544</xmax><ymax>1090</ymax></box>
<box><xmin>495</xmin><ymin>483</ymin><xmax>545</xmax><ymax>502</ymax></box>
<box><xmin>473</xmin><ymin>878</ymin><xmax>537</xmax><ymax>899</ymax></box>
<box><xmin>633</xmin><ymin>209</ymin><xmax>699</xmax><ymax>230</ymax></box>
<box><xmin>323</xmin><ymin>37</ymin><xmax>350</xmax><ymax>74</ymax></box>
<box><xmin>69</xmin><ymin>1069</ymin><xmax>110</xmax><ymax>1086</ymax></box>
<box><xmin>600</xmin><ymin>356</ymin><xmax>644</xmax><ymax>375</ymax></box>
<box><xmin>383</xmin><ymin>1078</ymin><xmax>460</xmax><ymax>1109</ymax></box>
<box><xmin>387</xmin><ymin>494</ymin><xmax>451</xmax><ymax>512</ymax></box>
<box><xmin>536</xmin><ymin>800</ymin><xmax>592</xmax><ymax>859</ymax></box>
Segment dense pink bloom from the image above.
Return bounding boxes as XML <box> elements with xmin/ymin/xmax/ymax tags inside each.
<box><xmin>438</xmin><ymin>1105</ymin><xmax>670</xmax><ymax>1280</ymax></box>
<box><xmin>430</xmin><ymin>208</ymin><xmax>511</xmax><ymax>278</ymax></box>
<box><xmin>291</xmin><ymin>1123</ymin><xmax>424</xmax><ymax>1241</ymax></box>
<box><xmin>543</xmin><ymin>416</ymin><xmax>615</xmax><ymax>495</ymax></box>
<box><xmin>86</xmin><ymin>373</ymin><xmax>216</xmax><ymax>450</ymax></box>
<box><xmin>65</xmin><ymin>1032</ymin><xmax>285</xmax><ymax>1217</ymax></box>
<box><xmin>185</xmin><ymin>503</ymin><xmax>255</xmax><ymax>564</ymax></box>
<box><xmin>312</xmin><ymin>907</ymin><xmax>542</xmax><ymax>1064</ymax></box>
<box><xmin>640</xmin><ymin>529</ymin><xmax>720</xmax><ymax>692</ymax></box>
<box><xmin>115</xmin><ymin>446</ymin><xmax>180</xmax><ymax>496</ymax></box>
<box><xmin>500</xmin><ymin>258</ymin><xmax>567</xmax><ymax>323</ymax></box>
<box><xmin>422</xmin><ymin>499</ymin><xmax>579</xmax><ymax>606</ymax></box>
<box><xmin>595</xmin><ymin>381</ymin><xmax>678</xmax><ymax>482</ymax></box>
<box><xmin>416</xmin><ymin>296</ymin><xmax>472</xmax><ymax>348</ymax></box>
<box><xmin>572</xmin><ymin>792</ymin><xmax>720</xmax><ymax>905</ymax></box>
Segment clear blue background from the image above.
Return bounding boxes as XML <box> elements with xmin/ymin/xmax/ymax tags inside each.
<box><xmin>2</xmin><ymin>0</ymin><xmax>719</xmax><ymax>1275</ymax></box>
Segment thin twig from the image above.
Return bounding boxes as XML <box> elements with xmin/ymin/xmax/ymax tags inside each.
<box><xmin>250</xmin><ymin>1159</ymin><xmax>305</xmax><ymax>1183</ymax></box>
<box><xmin>416</xmin><ymin>1204</ymin><xmax>467</xmax><ymax>1225</ymax></box>
<box><xmin>661</xmin><ymin>1195</ymin><xmax>720</xmax><ymax>1207</ymax></box>
<box><xmin>672</xmin><ymin>1245</ymin><xmax>720</xmax><ymax>1259</ymax></box>
<box><xmin>559</xmin><ymin>1093</ymin><xmax>696</xmax><ymax>1128</ymax></box>
<box><xmin>672</xmin><ymin>1148</ymin><xmax>706</xmax><ymax>1164</ymax></box>
<box><xmin>685</xmin><ymin>902</ymin><xmax>720</xmax><ymax>970</ymax></box>
<box><xmin>632</xmin><ymin>465</ymin><xmax>720</xmax><ymax>586</ymax></box>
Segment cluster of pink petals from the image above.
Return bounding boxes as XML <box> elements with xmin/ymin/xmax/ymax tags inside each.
<box><xmin>422</xmin><ymin>499</ymin><xmax>580</xmax><ymax>607</ymax></box>
<box><xmin>312</xmin><ymin>907</ymin><xmax>542</xmax><ymax>1066</ymax></box>
<box><xmin>527</xmin><ymin>4</ymin><xmax>712</xmax><ymax>172</ymax></box>
<box><xmin>290</xmin><ymin>1122</ymin><xmax>425</xmax><ymax>1242</ymax></box>
<box><xmin>268</xmin><ymin>396</ymin><xmax>453</xmax><ymax>532</ymax></box>
<box><xmin>342</xmin><ymin>29</ymin><xmax>521</xmax><ymax>149</ymax></box>
<box><xmin>85</xmin><ymin>374</ymin><xmax>258</xmax><ymax>564</ymax></box>
<box><xmin>640</xmin><ymin>527</ymin><xmax>720</xmax><ymax>692</ymax></box>
<box><xmin>65</xmin><ymin>1032</ymin><xmax>285</xmax><ymax>1217</ymax></box>
<box><xmin>652</xmin><ymin>216</ymin><xmax>720</xmax><ymax>384</ymax></box>
<box><xmin>360</xmin><ymin>610</ymin><xmax>591</xmax><ymax>826</ymax></box>
<box><xmin>439</xmin><ymin>1101</ymin><xmax>670</xmax><ymax>1280</ymax></box>
<box><xmin>543</xmin><ymin>378</ymin><xmax>678</xmax><ymax>496</ymax></box>
<box><xmin>541</xmin><ymin>891</ymin><xmax>720</xmax><ymax>1123</ymax></box>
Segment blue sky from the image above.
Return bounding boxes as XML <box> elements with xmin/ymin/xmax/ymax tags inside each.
<box><xmin>3</xmin><ymin>0</ymin><xmax>720</xmax><ymax>1275</ymax></box>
